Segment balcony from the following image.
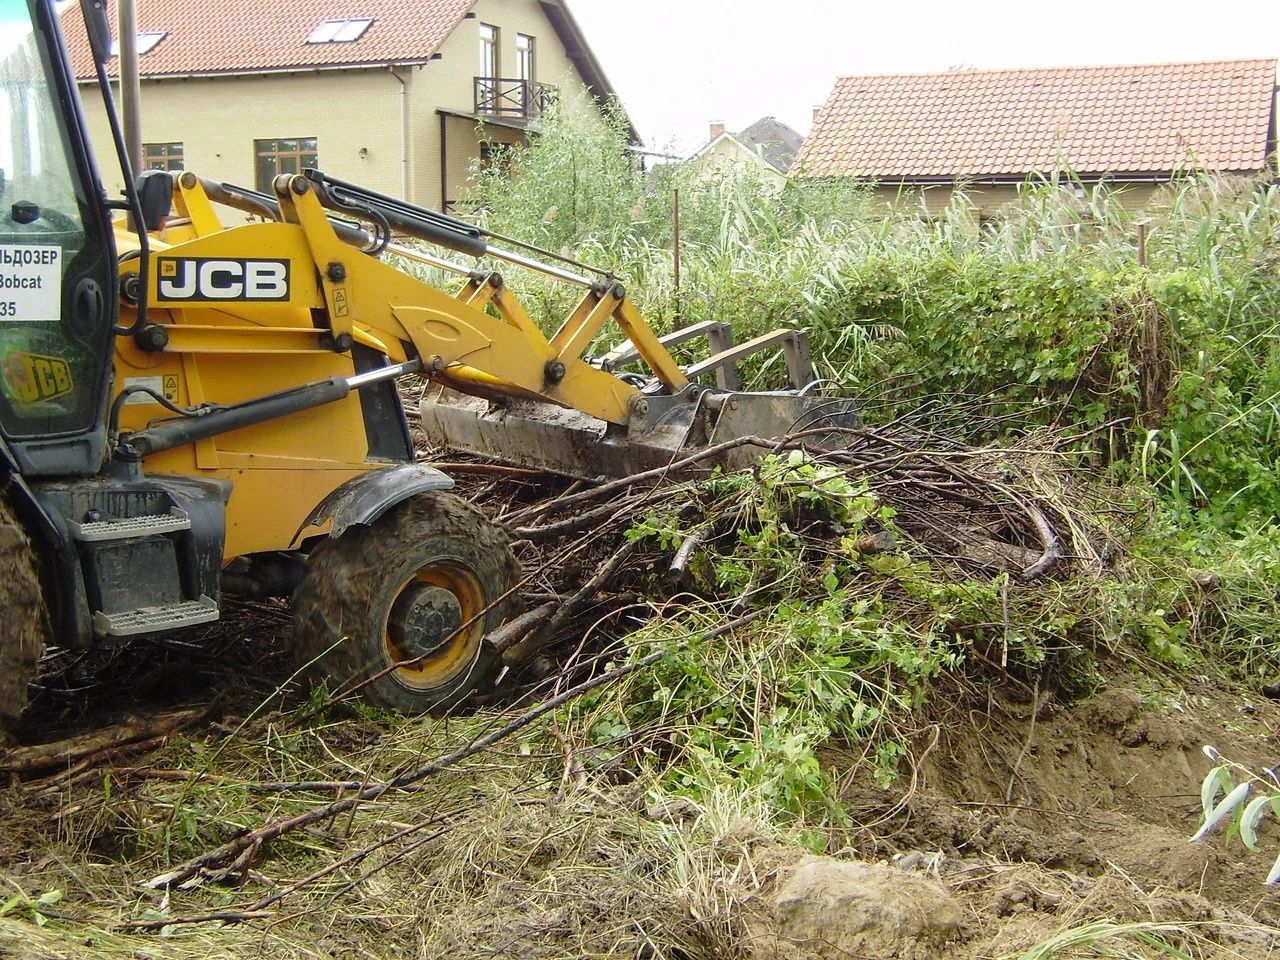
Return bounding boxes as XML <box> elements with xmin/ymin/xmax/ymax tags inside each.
<box><xmin>474</xmin><ymin>77</ymin><xmax>558</xmax><ymax>121</ymax></box>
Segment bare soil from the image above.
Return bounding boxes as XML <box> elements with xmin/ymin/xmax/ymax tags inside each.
<box><xmin>856</xmin><ymin>674</ymin><xmax>1280</xmax><ymax>957</ymax></box>
<box><xmin>2</xmin><ymin>607</ymin><xmax>1278</xmax><ymax>959</ymax></box>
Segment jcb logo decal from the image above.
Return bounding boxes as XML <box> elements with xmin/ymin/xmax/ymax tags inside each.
<box><xmin>156</xmin><ymin>257</ymin><xmax>290</xmax><ymax>302</ymax></box>
<box><xmin>3</xmin><ymin>352</ymin><xmax>72</xmax><ymax>405</ymax></box>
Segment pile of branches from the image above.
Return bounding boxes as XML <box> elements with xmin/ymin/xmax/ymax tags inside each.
<box><xmin>445</xmin><ymin>414</ymin><xmax>1127</xmax><ymax>674</ymax></box>
<box><xmin>2</xmin><ymin>405</ymin><xmax>1130</xmax><ymax>922</ymax></box>
<box><xmin>111</xmin><ymin>414</ymin><xmax>1123</xmax><ymax>901</ymax></box>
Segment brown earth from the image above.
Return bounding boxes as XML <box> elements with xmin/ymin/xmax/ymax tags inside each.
<box><xmin>2</xmin><ymin>606</ymin><xmax>1279</xmax><ymax>959</ymax></box>
<box><xmin>0</xmin><ymin>492</ymin><xmax>48</xmax><ymax>738</ymax></box>
<box><xmin>822</xmin><ymin>676</ymin><xmax>1280</xmax><ymax>958</ymax></box>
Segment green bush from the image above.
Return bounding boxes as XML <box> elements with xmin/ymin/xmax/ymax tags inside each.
<box><xmin>462</xmin><ymin>107</ymin><xmax>1280</xmax><ymax>532</ymax></box>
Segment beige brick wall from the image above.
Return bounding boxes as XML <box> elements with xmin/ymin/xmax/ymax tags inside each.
<box><xmin>80</xmin><ymin>68</ymin><xmax>408</xmax><ymax>203</ymax></box>
<box><xmin>414</xmin><ymin>0</ymin><xmax>600</xmax><ymax>210</ymax></box>
<box><xmin>77</xmin><ymin>0</ymin><xmax>606</xmax><ymax>212</ymax></box>
<box><xmin>871</xmin><ymin>181</ymin><xmax>1160</xmax><ymax>218</ymax></box>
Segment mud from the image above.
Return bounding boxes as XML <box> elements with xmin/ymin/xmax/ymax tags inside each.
<box><xmin>827</xmin><ymin>676</ymin><xmax>1280</xmax><ymax>957</ymax></box>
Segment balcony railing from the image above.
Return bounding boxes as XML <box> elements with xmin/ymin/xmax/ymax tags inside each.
<box><xmin>474</xmin><ymin>77</ymin><xmax>558</xmax><ymax>121</ymax></box>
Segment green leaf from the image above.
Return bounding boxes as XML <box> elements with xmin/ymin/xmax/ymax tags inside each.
<box><xmin>1239</xmin><ymin>794</ymin><xmax>1273</xmax><ymax>853</ymax></box>
<box><xmin>1201</xmin><ymin>764</ymin><xmax>1230</xmax><ymax>818</ymax></box>
<box><xmin>1191</xmin><ymin>781</ymin><xmax>1250</xmax><ymax>842</ymax></box>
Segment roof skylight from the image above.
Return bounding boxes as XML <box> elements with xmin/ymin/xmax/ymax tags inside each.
<box><xmin>109</xmin><ymin>31</ymin><xmax>168</xmax><ymax>57</ymax></box>
<box><xmin>306</xmin><ymin>18</ymin><xmax>374</xmax><ymax>44</ymax></box>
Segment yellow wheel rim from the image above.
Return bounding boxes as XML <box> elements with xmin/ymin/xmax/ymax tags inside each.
<box><xmin>382</xmin><ymin>563</ymin><xmax>484</xmax><ymax>692</ymax></box>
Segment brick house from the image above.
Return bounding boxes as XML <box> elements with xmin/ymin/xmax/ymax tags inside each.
<box><xmin>793</xmin><ymin>59</ymin><xmax>1279</xmax><ymax>216</ymax></box>
<box><xmin>61</xmin><ymin>0</ymin><xmax>636</xmax><ymax>211</ymax></box>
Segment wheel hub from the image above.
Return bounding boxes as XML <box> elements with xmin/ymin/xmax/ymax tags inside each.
<box><xmin>387</xmin><ymin>582</ymin><xmax>463</xmax><ymax>662</ymax></box>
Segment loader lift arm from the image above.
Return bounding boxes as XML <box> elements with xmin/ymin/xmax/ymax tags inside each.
<box><xmin>165</xmin><ymin>170</ymin><xmax>696</xmax><ymax>426</ymax></box>
<box><xmin>144</xmin><ymin>168</ymin><xmax>838</xmax><ymax>479</ymax></box>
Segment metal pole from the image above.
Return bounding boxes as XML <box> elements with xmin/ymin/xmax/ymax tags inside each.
<box><xmin>1137</xmin><ymin>222</ymin><xmax>1147</xmax><ymax>268</ymax></box>
<box><xmin>672</xmin><ymin>188</ymin><xmax>681</xmax><ymax>307</ymax></box>
<box><xmin>117</xmin><ymin>0</ymin><xmax>142</xmax><ymax>174</ymax></box>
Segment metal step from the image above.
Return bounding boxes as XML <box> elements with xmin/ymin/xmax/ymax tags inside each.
<box><xmin>70</xmin><ymin>510</ymin><xmax>191</xmax><ymax>542</ymax></box>
<box><xmin>93</xmin><ymin>595</ymin><xmax>219</xmax><ymax>637</ymax></box>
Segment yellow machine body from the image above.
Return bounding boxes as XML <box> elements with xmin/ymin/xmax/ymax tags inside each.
<box><xmin>109</xmin><ymin>172</ymin><xmax>695</xmax><ymax>561</ymax></box>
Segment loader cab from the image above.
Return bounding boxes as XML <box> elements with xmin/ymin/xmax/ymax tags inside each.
<box><xmin>0</xmin><ymin>0</ymin><xmax>116</xmax><ymax>476</ymax></box>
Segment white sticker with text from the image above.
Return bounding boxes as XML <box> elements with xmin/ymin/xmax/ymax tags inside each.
<box><xmin>0</xmin><ymin>245</ymin><xmax>61</xmax><ymax>321</ymax></box>
<box><xmin>122</xmin><ymin>376</ymin><xmax>164</xmax><ymax>405</ymax></box>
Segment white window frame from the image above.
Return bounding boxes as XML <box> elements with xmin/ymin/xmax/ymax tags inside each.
<box><xmin>109</xmin><ymin>31</ymin><xmax>167</xmax><ymax>57</ymax></box>
<box><xmin>306</xmin><ymin>18</ymin><xmax>373</xmax><ymax>44</ymax></box>
<box><xmin>516</xmin><ymin>33</ymin><xmax>534</xmax><ymax>83</ymax></box>
<box><xmin>479</xmin><ymin>23</ymin><xmax>499</xmax><ymax>76</ymax></box>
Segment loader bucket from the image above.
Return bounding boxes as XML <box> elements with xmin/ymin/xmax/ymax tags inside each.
<box><xmin>417</xmin><ymin>383</ymin><xmax>861</xmax><ymax>481</ymax></box>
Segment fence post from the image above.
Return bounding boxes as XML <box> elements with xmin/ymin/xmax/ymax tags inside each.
<box><xmin>672</xmin><ymin>188</ymin><xmax>681</xmax><ymax>313</ymax></box>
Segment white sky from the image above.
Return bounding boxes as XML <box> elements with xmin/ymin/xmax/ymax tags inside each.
<box><xmin>569</xmin><ymin>0</ymin><xmax>1280</xmax><ymax>156</ymax></box>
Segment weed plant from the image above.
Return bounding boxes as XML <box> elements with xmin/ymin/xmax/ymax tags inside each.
<box><xmin>459</xmin><ymin>104</ymin><xmax>1280</xmax><ymax>820</ymax></box>
<box><xmin>467</xmin><ymin>104</ymin><xmax>1280</xmax><ymax>532</ymax></box>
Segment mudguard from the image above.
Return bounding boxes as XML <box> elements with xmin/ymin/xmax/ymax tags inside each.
<box><xmin>295</xmin><ymin>463</ymin><xmax>454</xmax><ymax>542</ymax></box>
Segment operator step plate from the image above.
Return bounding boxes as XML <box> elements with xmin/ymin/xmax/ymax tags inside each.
<box><xmin>69</xmin><ymin>510</ymin><xmax>191</xmax><ymax>542</ymax></box>
<box><xmin>92</xmin><ymin>595</ymin><xmax>219</xmax><ymax>638</ymax></box>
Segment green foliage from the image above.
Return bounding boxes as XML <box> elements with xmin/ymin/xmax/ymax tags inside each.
<box><xmin>568</xmin><ymin>453</ymin><xmax>1150</xmax><ymax>823</ymax></box>
<box><xmin>1097</xmin><ymin>521</ymin><xmax>1280</xmax><ymax>676</ymax></box>
<box><xmin>466</xmin><ymin>98</ymin><xmax>649</xmax><ymax>256</ymax></box>
<box><xmin>462</xmin><ymin>113</ymin><xmax>1280</xmax><ymax>532</ymax></box>
<box><xmin>462</xmin><ymin>112</ymin><xmax>1280</xmax><ymax>826</ymax></box>
<box><xmin>1193</xmin><ymin>747</ymin><xmax>1280</xmax><ymax>884</ymax></box>
<box><xmin>0</xmin><ymin>887</ymin><xmax>63</xmax><ymax>928</ymax></box>
<box><xmin>575</xmin><ymin>454</ymin><xmax>959</xmax><ymax>821</ymax></box>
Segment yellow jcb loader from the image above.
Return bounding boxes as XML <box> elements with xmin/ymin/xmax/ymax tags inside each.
<box><xmin>0</xmin><ymin>0</ymin><xmax>853</xmax><ymax>730</ymax></box>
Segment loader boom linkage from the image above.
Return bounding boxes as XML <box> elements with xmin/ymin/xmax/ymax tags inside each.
<box><xmin>162</xmin><ymin>169</ymin><xmax>693</xmax><ymax>428</ymax></box>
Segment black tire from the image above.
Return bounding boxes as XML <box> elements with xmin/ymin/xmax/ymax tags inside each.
<box><xmin>0</xmin><ymin>492</ymin><xmax>47</xmax><ymax>740</ymax></box>
<box><xmin>292</xmin><ymin>492</ymin><xmax>520</xmax><ymax>713</ymax></box>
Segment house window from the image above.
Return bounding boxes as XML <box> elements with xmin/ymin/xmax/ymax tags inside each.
<box><xmin>515</xmin><ymin>33</ymin><xmax>535</xmax><ymax>112</ymax></box>
<box><xmin>255</xmin><ymin>137</ymin><xmax>318</xmax><ymax>192</ymax></box>
<box><xmin>479</xmin><ymin>142</ymin><xmax>514</xmax><ymax>175</ymax></box>
<box><xmin>306</xmin><ymin>18</ymin><xmax>373</xmax><ymax>43</ymax></box>
<box><xmin>143</xmin><ymin>141</ymin><xmax>183</xmax><ymax>172</ymax></box>
<box><xmin>479</xmin><ymin>23</ymin><xmax>499</xmax><ymax>77</ymax></box>
<box><xmin>516</xmin><ymin>33</ymin><xmax>534</xmax><ymax>83</ymax></box>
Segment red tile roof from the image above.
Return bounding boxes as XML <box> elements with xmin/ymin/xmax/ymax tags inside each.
<box><xmin>794</xmin><ymin>59</ymin><xmax>1278</xmax><ymax>180</ymax></box>
<box><xmin>60</xmin><ymin>0</ymin><xmax>475</xmax><ymax>78</ymax></box>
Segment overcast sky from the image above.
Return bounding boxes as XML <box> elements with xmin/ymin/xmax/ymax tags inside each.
<box><xmin>569</xmin><ymin>0</ymin><xmax>1280</xmax><ymax>155</ymax></box>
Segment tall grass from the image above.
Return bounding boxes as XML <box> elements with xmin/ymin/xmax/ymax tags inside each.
<box><xmin>465</xmin><ymin>104</ymin><xmax>1280</xmax><ymax>532</ymax></box>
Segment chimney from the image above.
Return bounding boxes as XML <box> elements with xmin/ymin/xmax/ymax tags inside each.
<box><xmin>812</xmin><ymin>106</ymin><xmax>821</xmax><ymax>124</ymax></box>
<box><xmin>709</xmin><ymin>121</ymin><xmax>726</xmax><ymax>140</ymax></box>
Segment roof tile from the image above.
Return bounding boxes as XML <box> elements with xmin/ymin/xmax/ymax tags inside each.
<box><xmin>794</xmin><ymin>59</ymin><xmax>1277</xmax><ymax>179</ymax></box>
<box><xmin>60</xmin><ymin>0</ymin><xmax>475</xmax><ymax>78</ymax></box>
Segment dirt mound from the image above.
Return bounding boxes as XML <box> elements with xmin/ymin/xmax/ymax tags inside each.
<box><xmin>826</xmin><ymin>674</ymin><xmax>1280</xmax><ymax>957</ymax></box>
<box><xmin>0</xmin><ymin>493</ymin><xmax>48</xmax><ymax>739</ymax></box>
<box><xmin>754</xmin><ymin>856</ymin><xmax>963</xmax><ymax>959</ymax></box>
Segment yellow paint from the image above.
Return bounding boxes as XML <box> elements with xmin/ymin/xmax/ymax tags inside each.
<box><xmin>3</xmin><ymin>352</ymin><xmax>74</xmax><ymax>404</ymax></box>
<box><xmin>108</xmin><ymin>162</ymin><xmax>690</xmax><ymax>565</ymax></box>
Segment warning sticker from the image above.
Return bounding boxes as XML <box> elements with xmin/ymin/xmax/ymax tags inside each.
<box><xmin>0</xmin><ymin>245</ymin><xmax>61</xmax><ymax>321</ymax></box>
<box><xmin>122</xmin><ymin>374</ymin><xmax>180</xmax><ymax>405</ymax></box>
